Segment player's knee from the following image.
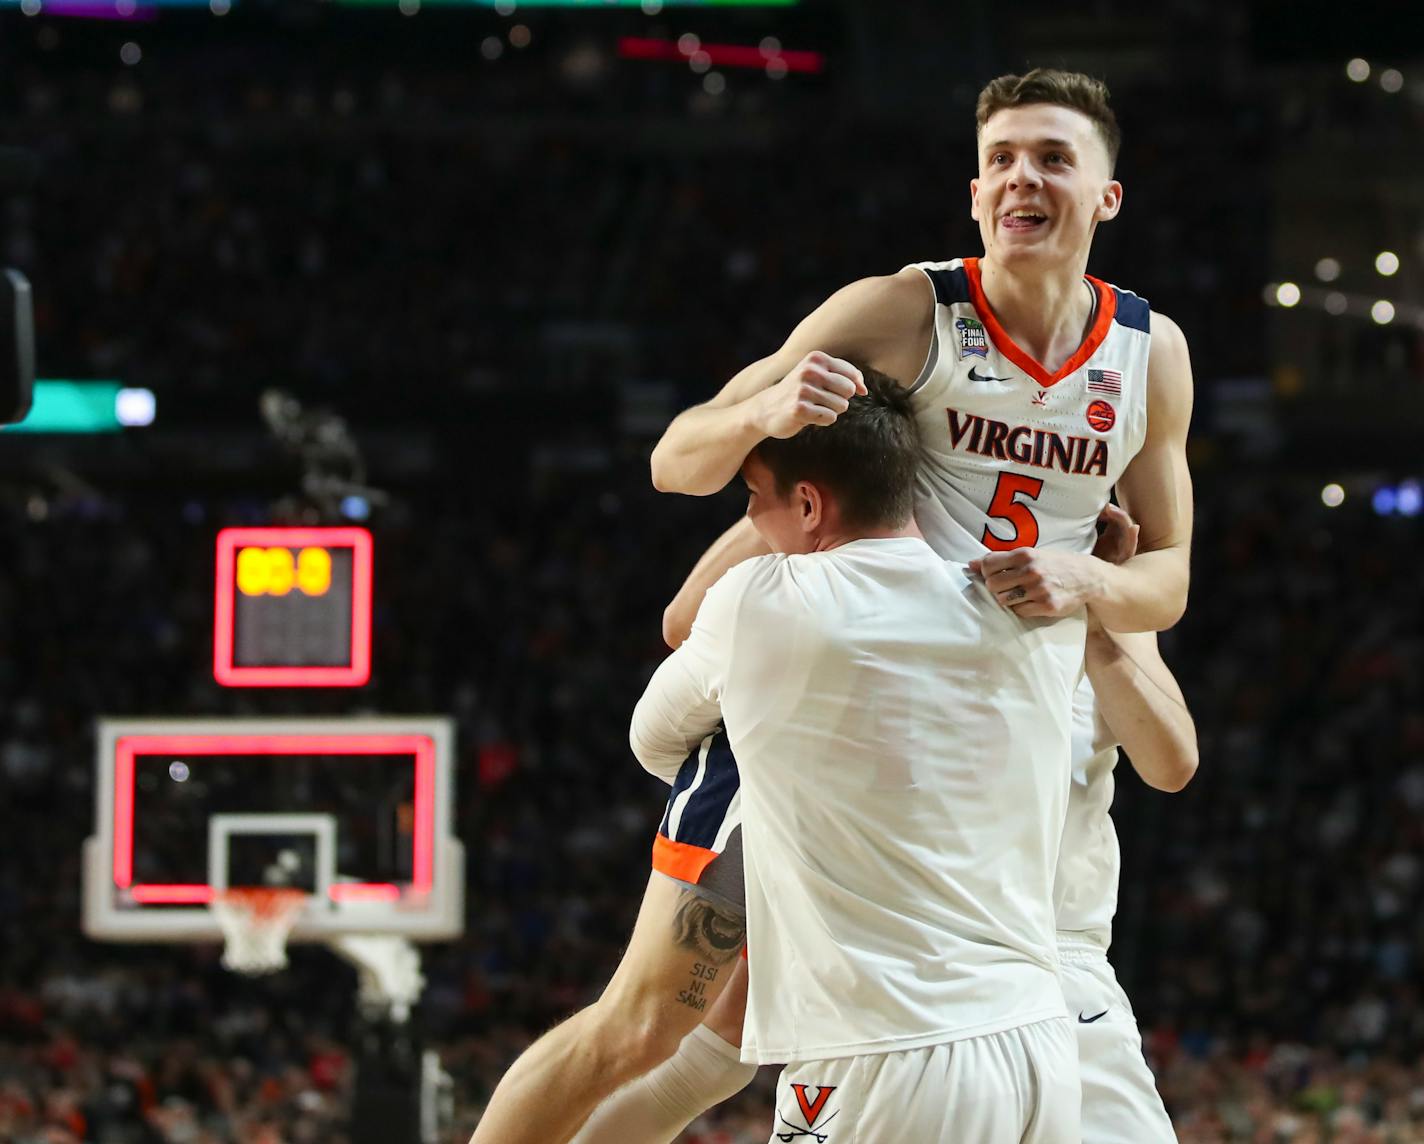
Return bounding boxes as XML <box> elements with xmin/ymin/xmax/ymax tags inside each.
<box><xmin>625</xmin><ymin>1011</ymin><xmax>688</xmax><ymax>1077</ymax></box>
<box><xmin>583</xmin><ymin>995</ymin><xmax>687</xmax><ymax>1081</ymax></box>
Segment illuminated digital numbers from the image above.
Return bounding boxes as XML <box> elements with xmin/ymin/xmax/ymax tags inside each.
<box><xmin>236</xmin><ymin>547</ymin><xmax>334</xmax><ymax>597</ymax></box>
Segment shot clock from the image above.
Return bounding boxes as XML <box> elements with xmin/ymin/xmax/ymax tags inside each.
<box><xmin>213</xmin><ymin>527</ymin><xmax>373</xmax><ymax>687</ymax></box>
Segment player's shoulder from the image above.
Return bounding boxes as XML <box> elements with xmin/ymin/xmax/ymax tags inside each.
<box><xmin>1146</xmin><ymin>310</ymin><xmax>1187</xmax><ymax>351</ymax></box>
<box><xmin>1144</xmin><ymin>310</ymin><xmax>1191</xmax><ymax>382</ymax></box>
<box><xmin>689</xmin><ymin>555</ymin><xmax>774</xmax><ymax>643</ymax></box>
<box><xmin>900</xmin><ymin>257</ymin><xmax>975</xmax><ymax>309</ymax></box>
<box><xmin>701</xmin><ymin>552</ymin><xmax>788</xmax><ymax>612</ymax></box>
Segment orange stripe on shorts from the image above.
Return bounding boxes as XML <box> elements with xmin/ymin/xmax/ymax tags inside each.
<box><xmin>651</xmin><ymin>833</ymin><xmax>719</xmax><ymax>884</ymax></box>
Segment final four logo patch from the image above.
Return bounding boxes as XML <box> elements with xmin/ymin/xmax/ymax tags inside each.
<box><xmin>955</xmin><ymin>317</ymin><xmax>988</xmax><ymax>359</ymax></box>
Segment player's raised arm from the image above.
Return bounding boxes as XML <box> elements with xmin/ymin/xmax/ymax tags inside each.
<box><xmin>1085</xmin><ymin>627</ymin><xmax>1198</xmax><ymax>793</ymax></box>
<box><xmin>648</xmin><ymin>270</ymin><xmax>931</xmax><ymax>496</ymax></box>
<box><xmin>1090</xmin><ymin>312</ymin><xmax>1194</xmax><ymax>631</ymax></box>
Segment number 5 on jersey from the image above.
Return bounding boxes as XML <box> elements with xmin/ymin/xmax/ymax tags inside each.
<box><xmin>983</xmin><ymin>472</ymin><xmax>1044</xmax><ymax>551</ymax></box>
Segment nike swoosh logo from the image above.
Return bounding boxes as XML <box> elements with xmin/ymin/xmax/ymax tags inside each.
<box><xmin>967</xmin><ymin>366</ymin><xmax>1011</xmax><ymax>383</ymax></box>
<box><xmin>1078</xmin><ymin>1010</ymin><xmax>1109</xmax><ymax>1024</ymax></box>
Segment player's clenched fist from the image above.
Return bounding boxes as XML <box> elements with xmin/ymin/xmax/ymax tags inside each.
<box><xmin>753</xmin><ymin>352</ymin><xmax>867</xmax><ymax>440</ymax></box>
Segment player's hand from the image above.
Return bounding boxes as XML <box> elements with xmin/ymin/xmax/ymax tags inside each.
<box><xmin>1091</xmin><ymin>503</ymin><xmax>1139</xmax><ymax>567</ymax></box>
<box><xmin>752</xmin><ymin>352</ymin><xmax>867</xmax><ymax>440</ymax></box>
<box><xmin>969</xmin><ymin>548</ymin><xmax>1105</xmax><ymax>619</ymax></box>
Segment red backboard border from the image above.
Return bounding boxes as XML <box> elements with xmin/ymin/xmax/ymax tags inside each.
<box><xmin>112</xmin><ymin>732</ymin><xmax>435</xmax><ymax>904</ymax></box>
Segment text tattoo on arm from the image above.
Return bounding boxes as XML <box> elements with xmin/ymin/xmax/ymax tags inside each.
<box><xmin>671</xmin><ymin>890</ymin><xmax>745</xmax><ymax>1012</ymax></box>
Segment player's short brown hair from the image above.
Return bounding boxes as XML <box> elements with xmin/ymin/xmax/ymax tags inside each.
<box><xmin>976</xmin><ymin>68</ymin><xmax>1121</xmax><ymax>172</ymax></box>
<box><xmin>753</xmin><ymin>366</ymin><xmax>920</xmax><ymax>530</ymax></box>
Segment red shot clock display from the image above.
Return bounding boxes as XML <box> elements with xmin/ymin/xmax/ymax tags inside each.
<box><xmin>213</xmin><ymin>527</ymin><xmax>373</xmax><ymax>687</ymax></box>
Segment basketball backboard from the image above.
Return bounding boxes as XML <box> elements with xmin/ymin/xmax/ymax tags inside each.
<box><xmin>83</xmin><ymin>717</ymin><xmax>463</xmax><ymax>943</ymax></box>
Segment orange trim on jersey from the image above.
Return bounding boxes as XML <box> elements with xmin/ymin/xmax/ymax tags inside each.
<box><xmin>652</xmin><ymin>833</ymin><xmax>720</xmax><ymax>884</ymax></box>
<box><xmin>963</xmin><ymin>257</ymin><xmax>1117</xmax><ymax>388</ymax></box>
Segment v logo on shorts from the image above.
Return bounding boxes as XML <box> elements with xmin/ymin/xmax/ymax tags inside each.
<box><xmin>777</xmin><ymin>1084</ymin><xmax>840</xmax><ymax>1141</ymax></box>
<box><xmin>792</xmin><ymin>1084</ymin><xmax>836</xmax><ymax>1124</ymax></box>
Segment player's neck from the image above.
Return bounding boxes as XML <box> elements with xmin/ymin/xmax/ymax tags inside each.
<box><xmin>813</xmin><ymin>519</ymin><xmax>922</xmax><ymax>552</ymax></box>
<box><xmin>977</xmin><ymin>255</ymin><xmax>1096</xmax><ymax>373</ymax></box>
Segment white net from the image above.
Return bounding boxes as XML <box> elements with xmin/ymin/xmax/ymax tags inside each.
<box><xmin>211</xmin><ymin>888</ymin><xmax>307</xmax><ymax>975</ymax></box>
<box><xmin>330</xmin><ymin>934</ymin><xmax>425</xmax><ymax>1023</ymax></box>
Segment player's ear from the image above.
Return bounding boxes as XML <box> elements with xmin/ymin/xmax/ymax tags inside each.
<box><xmin>1096</xmin><ymin>180</ymin><xmax>1122</xmax><ymax>222</ymax></box>
<box><xmin>797</xmin><ymin>481</ymin><xmax>822</xmax><ymax>532</ymax></box>
<box><xmin>969</xmin><ymin>178</ymin><xmax>981</xmax><ymax>221</ymax></box>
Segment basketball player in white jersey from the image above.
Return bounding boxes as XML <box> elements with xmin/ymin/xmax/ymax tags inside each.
<box><xmin>632</xmin><ymin>376</ymin><xmax>1084</xmax><ymax>1141</ymax></box>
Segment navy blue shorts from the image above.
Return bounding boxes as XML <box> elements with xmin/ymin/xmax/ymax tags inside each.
<box><xmin>650</xmin><ymin>728</ymin><xmax>744</xmax><ymax>915</ymax></box>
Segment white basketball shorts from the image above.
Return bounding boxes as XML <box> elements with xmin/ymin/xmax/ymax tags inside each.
<box><xmin>768</xmin><ymin>1017</ymin><xmax>1080</xmax><ymax>1144</ymax></box>
<box><xmin>1057</xmin><ymin>938</ymin><xmax>1175</xmax><ymax>1143</ymax></box>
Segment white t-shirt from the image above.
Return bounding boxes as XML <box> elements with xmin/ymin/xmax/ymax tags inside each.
<box><xmin>1053</xmin><ymin>674</ymin><xmax>1120</xmax><ymax>946</ymax></box>
<box><xmin>630</xmin><ymin>537</ymin><xmax>1084</xmax><ymax>1065</ymax></box>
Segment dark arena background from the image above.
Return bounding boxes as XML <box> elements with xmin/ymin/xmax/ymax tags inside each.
<box><xmin>1</xmin><ymin>0</ymin><xmax>1423</xmax><ymax>1141</ymax></box>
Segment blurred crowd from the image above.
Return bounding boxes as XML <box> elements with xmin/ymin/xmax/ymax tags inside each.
<box><xmin>0</xmin><ymin>7</ymin><xmax>1266</xmax><ymax>430</ymax></box>
<box><xmin>2</xmin><ymin>9</ymin><xmax>1422</xmax><ymax>1144</ymax></box>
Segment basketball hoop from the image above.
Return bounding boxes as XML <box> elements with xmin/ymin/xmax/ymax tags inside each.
<box><xmin>211</xmin><ymin>887</ymin><xmax>307</xmax><ymax>975</ymax></box>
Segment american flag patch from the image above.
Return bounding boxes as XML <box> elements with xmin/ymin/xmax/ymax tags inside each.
<box><xmin>1087</xmin><ymin>369</ymin><xmax>1122</xmax><ymax>395</ymax></box>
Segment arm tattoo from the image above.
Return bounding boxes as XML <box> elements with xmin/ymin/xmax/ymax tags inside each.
<box><xmin>671</xmin><ymin>890</ymin><xmax>746</xmax><ymax>967</ymax></box>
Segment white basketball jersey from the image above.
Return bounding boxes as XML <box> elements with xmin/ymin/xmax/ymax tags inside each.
<box><xmin>904</xmin><ymin>257</ymin><xmax>1150</xmax><ymax>565</ymax></box>
<box><xmin>903</xmin><ymin>256</ymin><xmax>1150</xmax><ymax>946</ymax></box>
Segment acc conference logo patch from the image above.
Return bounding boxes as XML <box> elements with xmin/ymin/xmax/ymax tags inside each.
<box><xmin>1086</xmin><ymin>399</ymin><xmax>1116</xmax><ymax>433</ymax></box>
<box><xmin>955</xmin><ymin>316</ymin><xmax>988</xmax><ymax>359</ymax></box>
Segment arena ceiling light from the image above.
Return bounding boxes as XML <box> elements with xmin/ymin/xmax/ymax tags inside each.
<box><xmin>1263</xmin><ymin>284</ymin><xmax>1422</xmax><ymax>330</ymax></box>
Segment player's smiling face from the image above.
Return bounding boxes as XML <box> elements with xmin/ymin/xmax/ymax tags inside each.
<box><xmin>970</xmin><ymin>103</ymin><xmax>1122</xmax><ymax>270</ymax></box>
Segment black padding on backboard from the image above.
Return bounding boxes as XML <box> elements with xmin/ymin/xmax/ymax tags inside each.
<box><xmin>1</xmin><ymin>269</ymin><xmax>35</xmax><ymax>426</ymax></box>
